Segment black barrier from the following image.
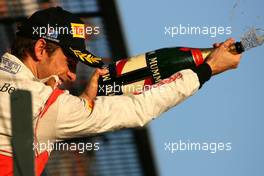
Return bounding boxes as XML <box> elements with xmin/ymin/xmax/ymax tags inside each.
<box><xmin>11</xmin><ymin>90</ymin><xmax>34</xmax><ymax>176</ymax></box>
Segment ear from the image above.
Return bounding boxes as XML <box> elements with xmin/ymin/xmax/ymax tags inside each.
<box><xmin>34</xmin><ymin>39</ymin><xmax>47</xmax><ymax>61</ymax></box>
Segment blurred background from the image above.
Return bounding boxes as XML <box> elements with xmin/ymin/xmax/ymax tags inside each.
<box><xmin>0</xmin><ymin>0</ymin><xmax>263</xmax><ymax>176</ymax></box>
<box><xmin>116</xmin><ymin>0</ymin><xmax>264</xmax><ymax>176</ymax></box>
<box><xmin>0</xmin><ymin>0</ymin><xmax>156</xmax><ymax>176</ymax></box>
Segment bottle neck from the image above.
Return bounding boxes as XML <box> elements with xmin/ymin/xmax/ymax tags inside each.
<box><xmin>200</xmin><ymin>48</ymin><xmax>215</xmax><ymax>60</ymax></box>
<box><xmin>199</xmin><ymin>41</ymin><xmax>244</xmax><ymax>60</ymax></box>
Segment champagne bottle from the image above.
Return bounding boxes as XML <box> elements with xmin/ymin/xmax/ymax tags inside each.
<box><xmin>97</xmin><ymin>28</ymin><xmax>264</xmax><ymax>96</ymax></box>
<box><xmin>97</xmin><ymin>42</ymin><xmax>244</xmax><ymax>96</ymax></box>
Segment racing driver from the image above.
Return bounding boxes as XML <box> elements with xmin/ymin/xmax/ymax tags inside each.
<box><xmin>0</xmin><ymin>7</ymin><xmax>241</xmax><ymax>176</ymax></box>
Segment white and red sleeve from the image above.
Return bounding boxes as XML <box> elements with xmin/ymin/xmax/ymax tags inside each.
<box><xmin>55</xmin><ymin>69</ymin><xmax>202</xmax><ymax>139</ymax></box>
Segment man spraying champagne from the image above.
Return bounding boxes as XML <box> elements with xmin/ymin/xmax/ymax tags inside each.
<box><xmin>0</xmin><ymin>7</ymin><xmax>243</xmax><ymax>176</ymax></box>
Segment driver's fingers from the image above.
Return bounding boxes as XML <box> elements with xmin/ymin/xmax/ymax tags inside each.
<box><xmin>213</xmin><ymin>42</ymin><xmax>222</xmax><ymax>48</ymax></box>
<box><xmin>98</xmin><ymin>68</ymin><xmax>109</xmax><ymax>75</ymax></box>
<box><xmin>90</xmin><ymin>68</ymin><xmax>109</xmax><ymax>84</ymax></box>
<box><xmin>221</xmin><ymin>38</ymin><xmax>235</xmax><ymax>49</ymax></box>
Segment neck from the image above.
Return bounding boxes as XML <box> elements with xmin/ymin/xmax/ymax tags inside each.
<box><xmin>22</xmin><ymin>56</ymin><xmax>39</xmax><ymax>78</ymax></box>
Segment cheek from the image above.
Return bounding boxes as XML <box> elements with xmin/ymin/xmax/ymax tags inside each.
<box><xmin>50</xmin><ymin>59</ymin><xmax>69</xmax><ymax>74</ymax></box>
<box><xmin>49</xmin><ymin>49</ymin><xmax>71</xmax><ymax>75</ymax></box>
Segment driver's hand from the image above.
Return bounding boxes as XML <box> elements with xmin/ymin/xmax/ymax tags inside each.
<box><xmin>206</xmin><ymin>38</ymin><xmax>242</xmax><ymax>75</ymax></box>
<box><xmin>81</xmin><ymin>68</ymin><xmax>109</xmax><ymax>102</ymax></box>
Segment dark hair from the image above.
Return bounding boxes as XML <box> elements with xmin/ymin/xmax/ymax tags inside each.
<box><xmin>11</xmin><ymin>36</ymin><xmax>60</xmax><ymax>60</ymax></box>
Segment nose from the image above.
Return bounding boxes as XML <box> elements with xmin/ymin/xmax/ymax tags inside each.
<box><xmin>67</xmin><ymin>71</ymin><xmax>76</xmax><ymax>81</ymax></box>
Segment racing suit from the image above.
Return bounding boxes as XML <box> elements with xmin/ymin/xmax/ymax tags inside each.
<box><xmin>0</xmin><ymin>52</ymin><xmax>211</xmax><ymax>175</ymax></box>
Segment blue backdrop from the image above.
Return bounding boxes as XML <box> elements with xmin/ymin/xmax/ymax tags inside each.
<box><xmin>117</xmin><ymin>0</ymin><xmax>264</xmax><ymax>175</ymax></box>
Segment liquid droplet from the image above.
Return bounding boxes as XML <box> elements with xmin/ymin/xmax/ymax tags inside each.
<box><xmin>241</xmin><ymin>28</ymin><xmax>264</xmax><ymax>50</ymax></box>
